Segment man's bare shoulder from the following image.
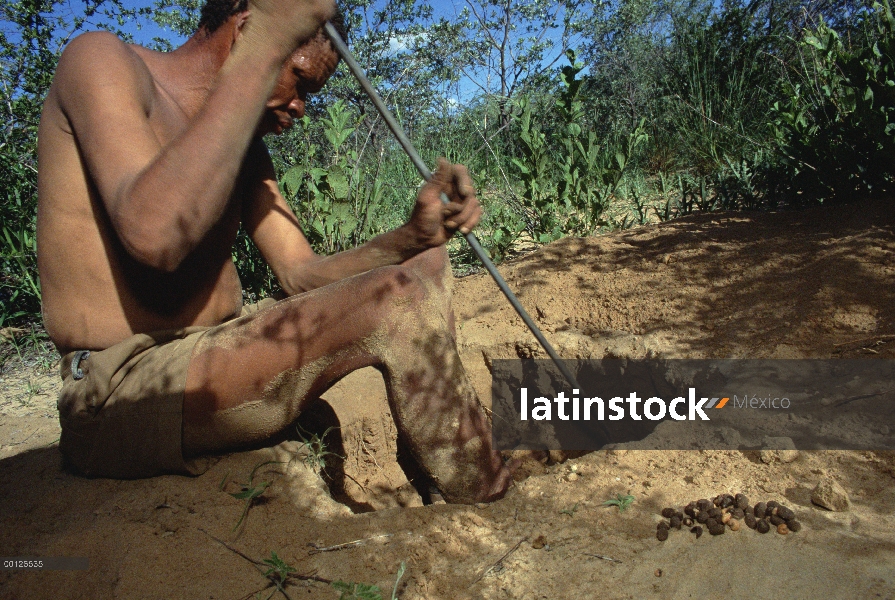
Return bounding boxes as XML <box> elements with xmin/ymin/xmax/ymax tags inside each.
<box><xmin>52</xmin><ymin>31</ymin><xmax>156</xmax><ymax>118</ymax></box>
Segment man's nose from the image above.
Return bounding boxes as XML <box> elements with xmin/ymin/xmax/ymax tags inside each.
<box><xmin>288</xmin><ymin>96</ymin><xmax>306</xmax><ymax>118</ymax></box>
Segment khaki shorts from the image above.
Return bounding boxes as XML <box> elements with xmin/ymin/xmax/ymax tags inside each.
<box><xmin>57</xmin><ymin>298</ymin><xmax>278</xmax><ymax>478</ymax></box>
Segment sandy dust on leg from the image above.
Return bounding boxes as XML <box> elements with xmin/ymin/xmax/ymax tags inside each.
<box><xmin>182</xmin><ymin>260</ymin><xmax>511</xmax><ymax>503</ymax></box>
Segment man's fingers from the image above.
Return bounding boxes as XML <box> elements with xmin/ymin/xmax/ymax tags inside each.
<box><xmin>419</xmin><ymin>158</ymin><xmax>481</xmax><ymax>236</ymax></box>
<box><xmin>458</xmin><ymin>204</ymin><xmax>481</xmax><ymax>234</ymax></box>
<box><xmin>442</xmin><ymin>200</ymin><xmax>481</xmax><ymax>233</ymax></box>
<box><xmin>435</xmin><ymin>160</ymin><xmax>481</xmax><ymax>233</ymax></box>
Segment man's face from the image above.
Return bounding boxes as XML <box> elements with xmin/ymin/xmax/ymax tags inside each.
<box><xmin>259</xmin><ymin>34</ymin><xmax>339</xmax><ymax>135</ymax></box>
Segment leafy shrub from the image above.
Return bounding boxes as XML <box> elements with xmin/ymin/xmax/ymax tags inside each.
<box><xmin>772</xmin><ymin>0</ymin><xmax>895</xmax><ymax>203</ymax></box>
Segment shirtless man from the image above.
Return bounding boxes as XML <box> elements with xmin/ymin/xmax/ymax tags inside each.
<box><xmin>36</xmin><ymin>0</ymin><xmax>513</xmax><ymax>503</ymax></box>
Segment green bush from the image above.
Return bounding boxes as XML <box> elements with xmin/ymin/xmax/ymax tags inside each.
<box><xmin>772</xmin><ymin>0</ymin><xmax>895</xmax><ymax>203</ymax></box>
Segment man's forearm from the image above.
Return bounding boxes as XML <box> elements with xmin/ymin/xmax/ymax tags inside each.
<box><xmin>117</xmin><ymin>41</ymin><xmax>289</xmax><ymax>271</ymax></box>
<box><xmin>282</xmin><ymin>224</ymin><xmax>430</xmax><ymax>294</ymax></box>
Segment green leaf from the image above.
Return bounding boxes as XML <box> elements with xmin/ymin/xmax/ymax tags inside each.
<box><xmin>615</xmin><ymin>152</ymin><xmax>626</xmax><ymax>171</ymax></box>
<box><xmin>339</xmin><ymin>215</ymin><xmax>359</xmax><ymax>238</ymax></box>
<box><xmin>332</xmin><ymin>581</ymin><xmax>383</xmax><ymax>600</ymax></box>
<box><xmin>328</xmin><ymin>172</ymin><xmax>350</xmax><ymax>199</ymax></box>
<box><xmin>281</xmin><ymin>166</ymin><xmax>304</xmax><ymax>197</ymax></box>
<box><xmin>228</xmin><ymin>481</ymin><xmax>270</xmax><ymax>500</ymax></box>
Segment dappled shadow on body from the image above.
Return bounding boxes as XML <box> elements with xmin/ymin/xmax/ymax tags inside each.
<box><xmin>182</xmin><ymin>260</ymin><xmax>508</xmax><ymax>504</ymax></box>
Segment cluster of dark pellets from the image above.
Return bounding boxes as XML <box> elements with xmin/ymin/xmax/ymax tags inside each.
<box><xmin>656</xmin><ymin>493</ymin><xmax>802</xmax><ymax>541</ymax></box>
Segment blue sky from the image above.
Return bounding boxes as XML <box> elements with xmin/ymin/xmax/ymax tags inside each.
<box><xmin>42</xmin><ymin>0</ymin><xmax>577</xmax><ymax>105</ymax></box>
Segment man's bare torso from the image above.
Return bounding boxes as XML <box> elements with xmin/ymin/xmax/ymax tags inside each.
<box><xmin>37</xmin><ymin>33</ymin><xmax>247</xmax><ymax>355</ymax></box>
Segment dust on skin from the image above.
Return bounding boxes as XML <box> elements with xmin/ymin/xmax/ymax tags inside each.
<box><xmin>184</xmin><ymin>358</ymin><xmax>330</xmax><ymax>451</ymax></box>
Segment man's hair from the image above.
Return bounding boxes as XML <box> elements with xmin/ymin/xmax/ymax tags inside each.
<box><xmin>198</xmin><ymin>0</ymin><xmax>349</xmax><ymax>44</ymax></box>
<box><xmin>198</xmin><ymin>0</ymin><xmax>248</xmax><ymax>34</ymax></box>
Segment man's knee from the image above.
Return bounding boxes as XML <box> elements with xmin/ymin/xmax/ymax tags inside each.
<box><xmin>371</xmin><ymin>264</ymin><xmax>429</xmax><ymax>307</ymax></box>
<box><xmin>408</xmin><ymin>245</ymin><xmax>451</xmax><ymax>276</ymax></box>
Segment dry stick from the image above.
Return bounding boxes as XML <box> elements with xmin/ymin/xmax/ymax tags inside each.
<box><xmin>323</xmin><ymin>22</ymin><xmax>582</xmax><ymax>394</ymax></box>
<box><xmin>343</xmin><ymin>470</ymin><xmax>371</xmax><ymax>493</ymax></box>
<box><xmin>834</xmin><ymin>388</ymin><xmax>894</xmax><ymax>408</ymax></box>
<box><xmin>198</xmin><ymin>528</ymin><xmax>333</xmax><ymax>590</ymax></box>
<box><xmin>468</xmin><ymin>537</ymin><xmax>527</xmax><ymax>587</ymax></box>
<box><xmin>583</xmin><ymin>552</ymin><xmax>622</xmax><ymax>563</ymax></box>
<box><xmin>236</xmin><ymin>583</ymin><xmax>277</xmax><ymax>600</ymax></box>
<box><xmin>832</xmin><ymin>334</ymin><xmax>895</xmax><ymax>353</ymax></box>
<box><xmin>308</xmin><ymin>533</ymin><xmax>393</xmax><ymax>555</ymax></box>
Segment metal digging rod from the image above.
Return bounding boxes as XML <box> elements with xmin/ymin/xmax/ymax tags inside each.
<box><xmin>324</xmin><ymin>22</ymin><xmax>580</xmax><ymax>391</ymax></box>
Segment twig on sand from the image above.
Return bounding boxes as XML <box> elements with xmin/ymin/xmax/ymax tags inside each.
<box><xmin>833</xmin><ymin>334</ymin><xmax>895</xmax><ymax>353</ymax></box>
<box><xmin>199</xmin><ymin>528</ymin><xmax>262</xmax><ymax>566</ymax></box>
<box><xmin>834</xmin><ymin>388</ymin><xmax>894</xmax><ymax>407</ymax></box>
<box><xmin>198</xmin><ymin>528</ymin><xmax>333</xmax><ymax>599</ymax></box>
<box><xmin>342</xmin><ymin>470</ymin><xmax>371</xmax><ymax>493</ymax></box>
<box><xmin>307</xmin><ymin>533</ymin><xmax>393</xmax><ymax>554</ymax></box>
<box><xmin>584</xmin><ymin>552</ymin><xmax>622</xmax><ymax>563</ymax></box>
<box><xmin>469</xmin><ymin>537</ymin><xmax>527</xmax><ymax>587</ymax></box>
<box><xmin>236</xmin><ymin>583</ymin><xmax>278</xmax><ymax>600</ymax></box>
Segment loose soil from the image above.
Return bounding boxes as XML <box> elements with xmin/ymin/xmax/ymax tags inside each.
<box><xmin>1</xmin><ymin>200</ymin><xmax>894</xmax><ymax>599</ymax></box>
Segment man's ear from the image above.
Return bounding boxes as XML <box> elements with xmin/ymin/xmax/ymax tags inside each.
<box><xmin>232</xmin><ymin>10</ymin><xmax>250</xmax><ymax>43</ymax></box>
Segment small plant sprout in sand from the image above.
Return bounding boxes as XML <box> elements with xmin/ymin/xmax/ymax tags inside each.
<box><xmin>295</xmin><ymin>424</ymin><xmax>342</xmax><ymax>473</ymax></box>
<box><xmin>560</xmin><ymin>502</ymin><xmax>580</xmax><ymax>517</ymax></box>
<box><xmin>332</xmin><ymin>561</ymin><xmax>406</xmax><ymax>600</ymax></box>
<box><xmin>603</xmin><ymin>493</ymin><xmax>635</xmax><ymax>512</ymax></box>
<box><xmin>261</xmin><ymin>551</ymin><xmax>296</xmax><ymax>598</ymax></box>
<box><xmin>224</xmin><ymin>460</ymin><xmax>283</xmax><ymax>531</ymax></box>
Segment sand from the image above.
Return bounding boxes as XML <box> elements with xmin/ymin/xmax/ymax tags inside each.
<box><xmin>1</xmin><ymin>199</ymin><xmax>893</xmax><ymax>599</ymax></box>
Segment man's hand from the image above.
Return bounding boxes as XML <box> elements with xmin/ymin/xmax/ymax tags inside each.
<box><xmin>243</xmin><ymin>0</ymin><xmax>336</xmax><ymax>56</ymax></box>
<box><xmin>406</xmin><ymin>159</ymin><xmax>482</xmax><ymax>249</ymax></box>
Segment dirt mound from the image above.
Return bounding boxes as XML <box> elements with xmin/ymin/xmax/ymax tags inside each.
<box><xmin>1</xmin><ymin>200</ymin><xmax>893</xmax><ymax>599</ymax></box>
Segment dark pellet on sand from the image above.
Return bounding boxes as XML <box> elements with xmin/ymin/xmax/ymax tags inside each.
<box><xmin>657</xmin><ymin>528</ymin><xmax>669</xmax><ymax>541</ymax></box>
<box><xmin>787</xmin><ymin>520</ymin><xmax>802</xmax><ymax>532</ymax></box>
<box><xmin>657</xmin><ymin>521</ymin><xmax>669</xmax><ymax>530</ymax></box>
<box><xmin>670</xmin><ymin>516</ymin><xmax>682</xmax><ymax>530</ymax></box>
<box><xmin>731</xmin><ymin>508</ymin><xmax>744</xmax><ymax>520</ymax></box>
<box><xmin>769</xmin><ymin>515</ymin><xmax>785</xmax><ymax>526</ymax></box>
<box><xmin>709</xmin><ymin>523</ymin><xmax>726</xmax><ymax>535</ymax></box>
<box><xmin>755</xmin><ymin>503</ymin><xmax>767</xmax><ymax>519</ymax></box>
<box><xmin>756</xmin><ymin>519</ymin><xmax>770</xmax><ymax>534</ymax></box>
<box><xmin>662</xmin><ymin>508</ymin><xmax>676</xmax><ymax>518</ymax></box>
<box><xmin>696</xmin><ymin>512</ymin><xmax>709</xmax><ymax>524</ymax></box>
<box><xmin>692</xmin><ymin>526</ymin><xmax>703</xmax><ymax>539</ymax></box>
<box><xmin>697</xmin><ymin>499</ymin><xmax>712</xmax><ymax>512</ymax></box>
<box><xmin>777</xmin><ymin>506</ymin><xmax>795</xmax><ymax>520</ymax></box>
<box><xmin>745</xmin><ymin>513</ymin><xmax>757</xmax><ymax>529</ymax></box>
<box><xmin>735</xmin><ymin>493</ymin><xmax>749</xmax><ymax>510</ymax></box>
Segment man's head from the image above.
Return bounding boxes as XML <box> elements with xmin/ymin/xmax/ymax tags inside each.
<box><xmin>197</xmin><ymin>0</ymin><xmax>348</xmax><ymax>136</ymax></box>
<box><xmin>198</xmin><ymin>0</ymin><xmax>249</xmax><ymax>34</ymax></box>
<box><xmin>197</xmin><ymin>0</ymin><xmax>348</xmax><ymax>42</ymax></box>
<box><xmin>258</xmin><ymin>32</ymin><xmax>340</xmax><ymax>135</ymax></box>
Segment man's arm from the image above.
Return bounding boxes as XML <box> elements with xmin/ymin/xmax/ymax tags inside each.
<box><xmin>54</xmin><ymin>0</ymin><xmax>334</xmax><ymax>272</ymax></box>
<box><xmin>244</xmin><ymin>150</ymin><xmax>482</xmax><ymax>294</ymax></box>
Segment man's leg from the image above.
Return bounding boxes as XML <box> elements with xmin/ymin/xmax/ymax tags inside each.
<box><xmin>182</xmin><ymin>249</ymin><xmax>511</xmax><ymax>502</ymax></box>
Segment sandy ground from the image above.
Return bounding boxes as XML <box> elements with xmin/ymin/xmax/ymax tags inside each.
<box><xmin>1</xmin><ymin>199</ymin><xmax>894</xmax><ymax>599</ymax></box>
